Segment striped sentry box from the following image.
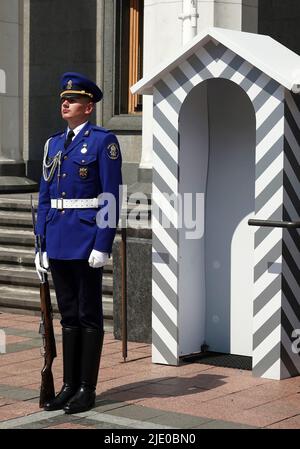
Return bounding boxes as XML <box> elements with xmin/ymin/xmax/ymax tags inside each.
<box><xmin>132</xmin><ymin>29</ymin><xmax>300</xmax><ymax>380</ymax></box>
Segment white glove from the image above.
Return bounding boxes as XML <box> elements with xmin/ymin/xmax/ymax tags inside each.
<box><xmin>88</xmin><ymin>250</ymin><xmax>109</xmax><ymax>268</ymax></box>
<box><xmin>35</xmin><ymin>252</ymin><xmax>49</xmax><ymax>281</ymax></box>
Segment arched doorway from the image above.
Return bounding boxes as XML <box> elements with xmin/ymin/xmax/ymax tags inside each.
<box><xmin>178</xmin><ymin>78</ymin><xmax>256</xmax><ymax>358</ymax></box>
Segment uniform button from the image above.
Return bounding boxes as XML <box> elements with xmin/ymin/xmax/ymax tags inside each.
<box><xmin>81</xmin><ymin>160</ymin><xmax>85</xmax><ymax>163</ymax></box>
<box><xmin>61</xmin><ymin>192</ymin><xmax>66</xmax><ymax>197</ymax></box>
<box><xmin>62</xmin><ymin>173</ymin><xmax>67</xmax><ymax>178</ymax></box>
<box><xmin>64</xmin><ymin>155</ymin><xmax>68</xmax><ymax>160</ymax></box>
<box><xmin>61</xmin><ymin>210</ymin><xmax>65</xmax><ymax>214</ymax></box>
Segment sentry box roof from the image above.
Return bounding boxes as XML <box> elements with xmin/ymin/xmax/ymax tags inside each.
<box><xmin>131</xmin><ymin>27</ymin><xmax>300</xmax><ymax>95</ymax></box>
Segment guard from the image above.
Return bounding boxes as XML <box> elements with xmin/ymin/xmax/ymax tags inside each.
<box><xmin>35</xmin><ymin>72</ymin><xmax>122</xmax><ymax>414</ymax></box>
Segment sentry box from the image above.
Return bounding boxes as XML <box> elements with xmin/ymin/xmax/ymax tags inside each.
<box><xmin>132</xmin><ymin>27</ymin><xmax>300</xmax><ymax>380</ymax></box>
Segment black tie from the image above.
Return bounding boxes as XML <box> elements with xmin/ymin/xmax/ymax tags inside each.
<box><xmin>64</xmin><ymin>130</ymin><xmax>75</xmax><ymax>149</ymax></box>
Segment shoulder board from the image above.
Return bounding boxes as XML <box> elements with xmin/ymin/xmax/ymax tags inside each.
<box><xmin>48</xmin><ymin>130</ymin><xmax>64</xmax><ymax>139</ymax></box>
<box><xmin>91</xmin><ymin>125</ymin><xmax>111</xmax><ymax>133</ymax></box>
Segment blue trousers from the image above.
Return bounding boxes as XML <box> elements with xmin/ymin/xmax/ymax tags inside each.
<box><xmin>49</xmin><ymin>259</ymin><xmax>103</xmax><ymax>330</ymax></box>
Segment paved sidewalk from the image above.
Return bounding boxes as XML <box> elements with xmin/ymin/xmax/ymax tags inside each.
<box><xmin>0</xmin><ymin>311</ymin><xmax>300</xmax><ymax>429</ymax></box>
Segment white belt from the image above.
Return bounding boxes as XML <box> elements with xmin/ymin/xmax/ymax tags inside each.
<box><xmin>51</xmin><ymin>198</ymin><xmax>98</xmax><ymax>209</ymax></box>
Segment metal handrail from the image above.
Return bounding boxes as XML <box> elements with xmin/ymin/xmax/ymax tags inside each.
<box><xmin>248</xmin><ymin>219</ymin><xmax>300</xmax><ymax>229</ymax></box>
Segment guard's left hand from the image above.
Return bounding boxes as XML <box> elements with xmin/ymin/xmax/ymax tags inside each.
<box><xmin>88</xmin><ymin>250</ymin><xmax>109</xmax><ymax>268</ymax></box>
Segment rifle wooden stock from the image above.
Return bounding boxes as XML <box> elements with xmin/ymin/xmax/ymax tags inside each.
<box><xmin>39</xmin><ymin>275</ymin><xmax>57</xmax><ymax>408</ymax></box>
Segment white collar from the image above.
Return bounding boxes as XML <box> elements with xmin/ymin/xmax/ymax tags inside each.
<box><xmin>68</xmin><ymin>121</ymin><xmax>88</xmax><ymax>138</ymax></box>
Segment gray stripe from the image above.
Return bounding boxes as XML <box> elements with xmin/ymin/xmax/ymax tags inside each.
<box><xmin>253</xmin><ymin>308</ymin><xmax>281</xmax><ymax>350</ymax></box>
<box><xmin>152</xmin><ymin>298</ymin><xmax>178</xmax><ymax>341</ymax></box>
<box><xmin>240</xmin><ymin>66</ymin><xmax>262</xmax><ymax>92</ymax></box>
<box><xmin>187</xmin><ymin>53</ymin><xmax>214</xmax><ymax>80</ymax></box>
<box><xmin>153</xmin><ymin>264</ymin><xmax>178</xmax><ymax>308</ymax></box>
<box><xmin>285</xmin><ymin>98</ymin><xmax>300</xmax><ymax>146</ymax></box>
<box><xmin>153</xmin><ymin>167</ymin><xmax>176</xmax><ymax>199</ymax></box>
<box><xmin>153</xmin><ymin>106</ymin><xmax>178</xmax><ymax>146</ymax></box>
<box><xmin>153</xmin><ymin>236</ymin><xmax>178</xmax><ymax>277</ymax></box>
<box><xmin>218</xmin><ymin>54</ymin><xmax>245</xmax><ymax>79</ymax></box>
<box><xmin>170</xmin><ymin>66</ymin><xmax>194</xmax><ymax>93</ymax></box>
<box><xmin>153</xmin><ymin>137</ymin><xmax>179</xmax><ymax>180</ymax></box>
<box><xmin>152</xmin><ymin>329</ymin><xmax>178</xmax><ymax>365</ymax></box>
<box><xmin>254</xmin><ymin>240</ymin><xmax>282</xmax><ymax>283</ymax></box>
<box><xmin>283</xmin><ymin>172</ymin><xmax>300</xmax><ymax>216</ymax></box>
<box><xmin>254</xmin><ymin>205</ymin><xmax>283</xmax><ymax>247</ymax></box>
<box><xmin>253</xmin><ymin>79</ymin><xmax>281</xmax><ymax>112</ymax></box>
<box><xmin>282</xmin><ymin>241</ymin><xmax>300</xmax><ymax>288</ymax></box>
<box><xmin>254</xmin><ymin>275</ymin><xmax>282</xmax><ymax>316</ymax></box>
<box><xmin>284</xmin><ymin>137</ymin><xmax>300</xmax><ymax>183</ymax></box>
<box><xmin>155</xmin><ymin>79</ymin><xmax>182</xmax><ymax>113</ymax></box>
<box><xmin>153</xmin><ymin>203</ymin><xmax>179</xmax><ymax>244</ymax></box>
<box><xmin>255</xmin><ymin>136</ymin><xmax>283</xmax><ymax>180</ymax></box>
<box><xmin>255</xmin><ymin>170</ymin><xmax>283</xmax><ymax>214</ymax></box>
<box><xmin>282</xmin><ymin>275</ymin><xmax>300</xmax><ymax>321</ymax></box>
<box><xmin>256</xmin><ymin>102</ymin><xmax>284</xmax><ymax>145</ymax></box>
<box><xmin>280</xmin><ymin>341</ymin><xmax>300</xmax><ymax>378</ymax></box>
<box><xmin>203</xmin><ymin>41</ymin><xmax>227</xmax><ymax>60</ymax></box>
<box><xmin>284</xmin><ymin>228</ymin><xmax>300</xmax><ymax>257</ymax></box>
<box><xmin>252</xmin><ymin>342</ymin><xmax>281</xmax><ymax>377</ymax></box>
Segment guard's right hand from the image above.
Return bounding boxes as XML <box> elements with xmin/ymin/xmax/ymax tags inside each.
<box><xmin>34</xmin><ymin>252</ymin><xmax>49</xmax><ymax>281</ymax></box>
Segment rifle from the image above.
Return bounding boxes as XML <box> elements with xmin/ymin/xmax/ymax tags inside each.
<box><xmin>30</xmin><ymin>195</ymin><xmax>57</xmax><ymax>408</ymax></box>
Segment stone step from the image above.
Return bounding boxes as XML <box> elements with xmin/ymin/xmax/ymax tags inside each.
<box><xmin>0</xmin><ymin>227</ymin><xmax>34</xmax><ymax>246</ymax></box>
<box><xmin>0</xmin><ymin>285</ymin><xmax>113</xmax><ymax>319</ymax></box>
<box><xmin>0</xmin><ymin>264</ymin><xmax>113</xmax><ymax>294</ymax></box>
<box><xmin>0</xmin><ymin>210</ymin><xmax>33</xmax><ymax>228</ymax></box>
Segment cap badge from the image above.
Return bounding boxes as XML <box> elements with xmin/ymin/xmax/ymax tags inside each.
<box><xmin>107</xmin><ymin>143</ymin><xmax>119</xmax><ymax>160</ymax></box>
<box><xmin>79</xmin><ymin>167</ymin><xmax>88</xmax><ymax>179</ymax></box>
<box><xmin>66</xmin><ymin>79</ymin><xmax>73</xmax><ymax>90</ymax></box>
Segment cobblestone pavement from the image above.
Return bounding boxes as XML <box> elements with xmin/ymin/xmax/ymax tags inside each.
<box><xmin>0</xmin><ymin>311</ymin><xmax>300</xmax><ymax>429</ymax></box>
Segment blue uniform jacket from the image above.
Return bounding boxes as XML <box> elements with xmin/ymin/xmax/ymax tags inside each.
<box><xmin>36</xmin><ymin>121</ymin><xmax>122</xmax><ymax>259</ymax></box>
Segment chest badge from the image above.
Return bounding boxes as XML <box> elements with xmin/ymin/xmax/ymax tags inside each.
<box><xmin>79</xmin><ymin>167</ymin><xmax>88</xmax><ymax>179</ymax></box>
<box><xmin>81</xmin><ymin>144</ymin><xmax>88</xmax><ymax>154</ymax></box>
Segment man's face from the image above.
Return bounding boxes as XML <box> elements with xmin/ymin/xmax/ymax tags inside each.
<box><xmin>61</xmin><ymin>96</ymin><xmax>94</xmax><ymax>125</ymax></box>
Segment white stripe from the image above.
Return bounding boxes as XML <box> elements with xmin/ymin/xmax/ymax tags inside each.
<box><xmin>256</xmin><ymin>152</ymin><xmax>284</xmax><ymax>196</ymax></box>
<box><xmin>255</xmin><ymin>227</ymin><xmax>282</xmax><ymax>263</ymax></box>
<box><xmin>153</xmin><ymin>120</ymin><xmax>178</xmax><ymax>163</ymax></box>
<box><xmin>152</xmin><ymin>279</ymin><xmax>177</xmax><ymax>326</ymax></box>
<box><xmin>153</xmin><ymin>152</ymin><xmax>178</xmax><ymax>195</ymax></box>
<box><xmin>259</xmin><ymin>358</ymin><xmax>281</xmax><ymax>380</ymax></box>
<box><xmin>153</xmin><ymin>259</ymin><xmax>178</xmax><ymax>294</ymax></box>
<box><xmin>152</xmin><ymin>312</ymin><xmax>178</xmax><ymax>357</ymax></box>
<box><xmin>256</xmin><ymin>117</ymin><xmax>284</xmax><ymax>162</ymax></box>
<box><xmin>152</xmin><ymin>216</ymin><xmax>178</xmax><ymax>261</ymax></box>
<box><xmin>152</xmin><ymin>184</ymin><xmax>179</xmax><ymax>228</ymax></box>
<box><xmin>255</xmin><ymin>186</ymin><xmax>283</xmax><ymax>217</ymax></box>
<box><xmin>152</xmin><ymin>344</ymin><xmax>169</xmax><ymax>365</ymax></box>
<box><xmin>254</xmin><ymin>256</ymin><xmax>282</xmax><ymax>298</ymax></box>
<box><xmin>247</xmin><ymin>72</ymin><xmax>270</xmax><ymax>101</ymax></box>
<box><xmin>214</xmin><ymin>48</ymin><xmax>236</xmax><ymax>77</ymax></box>
<box><xmin>155</xmin><ymin>94</ymin><xmax>179</xmax><ymax>128</ymax></box>
<box><xmin>256</xmin><ymin>90</ymin><xmax>282</xmax><ymax>128</ymax></box>
<box><xmin>253</xmin><ymin>291</ymin><xmax>281</xmax><ymax>333</ymax></box>
<box><xmin>252</xmin><ymin>324</ymin><xmax>281</xmax><ymax>366</ymax></box>
<box><xmin>229</xmin><ymin>60</ymin><xmax>252</xmax><ymax>84</ymax></box>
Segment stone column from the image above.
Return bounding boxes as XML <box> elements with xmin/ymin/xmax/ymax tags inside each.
<box><xmin>0</xmin><ymin>0</ymin><xmax>36</xmax><ymax>191</ymax></box>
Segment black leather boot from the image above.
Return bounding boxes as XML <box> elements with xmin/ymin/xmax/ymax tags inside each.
<box><xmin>64</xmin><ymin>327</ymin><xmax>104</xmax><ymax>414</ymax></box>
<box><xmin>44</xmin><ymin>326</ymin><xmax>80</xmax><ymax>411</ymax></box>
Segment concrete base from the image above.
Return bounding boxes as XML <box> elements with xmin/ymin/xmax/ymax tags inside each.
<box><xmin>113</xmin><ymin>232</ymin><xmax>152</xmax><ymax>343</ymax></box>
